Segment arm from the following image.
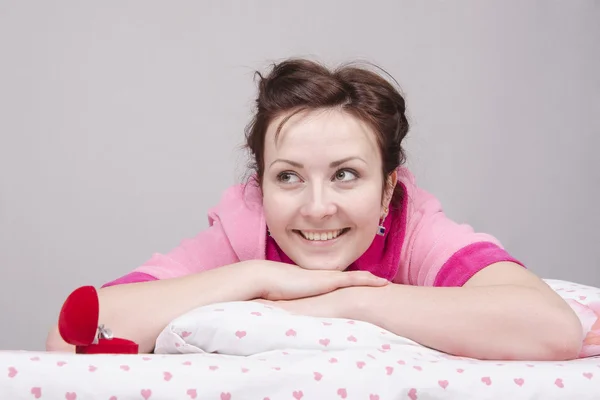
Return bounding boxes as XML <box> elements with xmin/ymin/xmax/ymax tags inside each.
<box><xmin>46</xmin><ymin>261</ymin><xmax>387</xmax><ymax>354</ymax></box>
<box><xmin>46</xmin><ymin>262</ymin><xmax>264</xmax><ymax>354</ymax></box>
<box><xmin>47</xmin><ymin>204</ymin><xmax>257</xmax><ymax>354</ymax></box>
<box><xmin>343</xmin><ymin>262</ymin><xmax>583</xmax><ymax>361</ymax></box>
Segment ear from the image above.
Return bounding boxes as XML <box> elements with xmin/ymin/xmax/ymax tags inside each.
<box><xmin>381</xmin><ymin>170</ymin><xmax>398</xmax><ymax>215</ymax></box>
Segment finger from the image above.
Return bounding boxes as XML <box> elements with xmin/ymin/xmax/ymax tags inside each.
<box><xmin>346</xmin><ymin>271</ymin><xmax>389</xmax><ymax>286</ymax></box>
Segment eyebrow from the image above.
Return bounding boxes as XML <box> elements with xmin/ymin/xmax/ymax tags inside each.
<box><xmin>269</xmin><ymin>156</ymin><xmax>366</xmax><ymax>169</ymax></box>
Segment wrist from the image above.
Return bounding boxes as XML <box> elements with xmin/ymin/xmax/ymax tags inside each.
<box><xmin>236</xmin><ymin>260</ymin><xmax>270</xmax><ymax>299</ymax></box>
<box><xmin>338</xmin><ymin>286</ymin><xmax>378</xmax><ymax>320</ymax></box>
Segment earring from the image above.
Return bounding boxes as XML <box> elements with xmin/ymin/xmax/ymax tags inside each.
<box><xmin>377</xmin><ymin>207</ymin><xmax>388</xmax><ymax>236</ymax></box>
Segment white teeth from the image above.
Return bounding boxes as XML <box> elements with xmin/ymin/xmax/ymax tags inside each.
<box><xmin>299</xmin><ymin>229</ymin><xmax>345</xmax><ymax>241</ymax></box>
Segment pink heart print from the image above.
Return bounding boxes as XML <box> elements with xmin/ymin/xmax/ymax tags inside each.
<box><xmin>221</xmin><ymin>393</ymin><xmax>231</xmax><ymax>400</ymax></box>
<box><xmin>163</xmin><ymin>371</ymin><xmax>173</xmax><ymax>381</ymax></box>
<box><xmin>555</xmin><ymin>378</ymin><xmax>564</xmax><ymax>388</ymax></box>
<box><xmin>385</xmin><ymin>366</ymin><xmax>394</xmax><ymax>375</ymax></box>
<box><xmin>141</xmin><ymin>389</ymin><xmax>152</xmax><ymax>399</ymax></box>
<box><xmin>186</xmin><ymin>389</ymin><xmax>197</xmax><ymax>399</ymax></box>
<box><xmin>209</xmin><ymin>365</ymin><xmax>219</xmax><ymax>371</ymax></box>
<box><xmin>251</xmin><ymin>312</ymin><xmax>262</xmax><ymax>316</ymax></box>
<box><xmin>313</xmin><ymin>372</ymin><xmax>323</xmax><ymax>381</ymax></box>
<box><xmin>514</xmin><ymin>378</ymin><xmax>525</xmax><ymax>387</ymax></box>
<box><xmin>408</xmin><ymin>388</ymin><xmax>418</xmax><ymax>400</ymax></box>
<box><xmin>329</xmin><ymin>358</ymin><xmax>338</xmax><ymax>363</ymax></box>
<box><xmin>293</xmin><ymin>391</ymin><xmax>303</xmax><ymax>399</ymax></box>
<box><xmin>181</xmin><ymin>331</ymin><xmax>192</xmax><ymax>338</ymax></box>
<box><xmin>30</xmin><ymin>387</ymin><xmax>42</xmax><ymax>399</ymax></box>
<box><xmin>397</xmin><ymin>359</ymin><xmax>406</xmax><ymax>365</ymax></box>
<box><xmin>481</xmin><ymin>377</ymin><xmax>492</xmax><ymax>385</ymax></box>
<box><xmin>456</xmin><ymin>368</ymin><xmax>464</xmax><ymax>373</ymax></box>
<box><xmin>65</xmin><ymin>392</ymin><xmax>77</xmax><ymax>400</ymax></box>
<box><xmin>7</xmin><ymin>367</ymin><xmax>17</xmax><ymax>378</ymax></box>
<box><xmin>438</xmin><ymin>380</ymin><xmax>449</xmax><ymax>389</ymax></box>
<box><xmin>356</xmin><ymin>361</ymin><xmax>366</xmax><ymax>369</ymax></box>
<box><xmin>30</xmin><ymin>357</ymin><xmax>40</xmax><ymax>361</ymax></box>
<box><xmin>56</xmin><ymin>361</ymin><xmax>67</xmax><ymax>367</ymax></box>
<box><xmin>285</xmin><ymin>329</ymin><xmax>297</xmax><ymax>337</ymax></box>
<box><xmin>241</xmin><ymin>367</ymin><xmax>249</xmax><ymax>373</ymax></box>
<box><xmin>337</xmin><ymin>388</ymin><xmax>347</xmax><ymax>399</ymax></box>
<box><xmin>319</xmin><ymin>338</ymin><xmax>330</xmax><ymax>346</ymax></box>
<box><xmin>381</xmin><ymin>344</ymin><xmax>391</xmax><ymax>350</ymax></box>
<box><xmin>583</xmin><ymin>372</ymin><xmax>593</xmax><ymax>380</ymax></box>
<box><xmin>88</xmin><ymin>365</ymin><xmax>97</xmax><ymax>372</ymax></box>
<box><xmin>347</xmin><ymin>335</ymin><xmax>357</xmax><ymax>342</ymax></box>
<box><xmin>109</xmin><ymin>397</ymin><xmax>117</xmax><ymax>400</ymax></box>
<box><xmin>235</xmin><ymin>331</ymin><xmax>247</xmax><ymax>339</ymax></box>
<box><xmin>120</xmin><ymin>365</ymin><xmax>130</xmax><ymax>371</ymax></box>
<box><xmin>413</xmin><ymin>366</ymin><xmax>422</xmax><ymax>371</ymax></box>
<box><xmin>322</xmin><ymin>322</ymin><xmax>332</xmax><ymax>326</ymax></box>
<box><xmin>370</xmin><ymin>395</ymin><xmax>379</xmax><ymax>400</ymax></box>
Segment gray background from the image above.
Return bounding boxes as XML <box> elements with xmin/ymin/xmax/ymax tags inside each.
<box><xmin>1</xmin><ymin>1</ymin><xmax>598</xmax><ymax>351</ymax></box>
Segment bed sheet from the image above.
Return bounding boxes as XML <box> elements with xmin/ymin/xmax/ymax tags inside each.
<box><xmin>2</xmin><ymin>278</ymin><xmax>599</xmax><ymax>399</ymax></box>
<box><xmin>1</xmin><ymin>348</ymin><xmax>599</xmax><ymax>400</ymax></box>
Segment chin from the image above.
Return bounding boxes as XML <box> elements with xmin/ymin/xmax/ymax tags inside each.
<box><xmin>292</xmin><ymin>256</ymin><xmax>351</xmax><ymax>271</ymax></box>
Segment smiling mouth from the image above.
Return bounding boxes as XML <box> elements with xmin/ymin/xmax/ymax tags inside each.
<box><xmin>292</xmin><ymin>228</ymin><xmax>351</xmax><ymax>241</ymax></box>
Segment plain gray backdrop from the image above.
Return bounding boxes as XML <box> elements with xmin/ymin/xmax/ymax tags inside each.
<box><xmin>1</xmin><ymin>1</ymin><xmax>598</xmax><ymax>351</ymax></box>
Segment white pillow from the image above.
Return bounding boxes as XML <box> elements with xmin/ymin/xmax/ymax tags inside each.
<box><xmin>154</xmin><ymin>279</ymin><xmax>600</xmax><ymax>358</ymax></box>
<box><xmin>154</xmin><ymin>300</ymin><xmax>424</xmax><ymax>356</ymax></box>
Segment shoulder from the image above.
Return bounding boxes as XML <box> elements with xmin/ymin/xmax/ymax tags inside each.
<box><xmin>395</xmin><ymin>166</ymin><xmax>441</xmax><ymax>217</ymax></box>
<box><xmin>208</xmin><ymin>179</ymin><xmax>264</xmax><ymax>225</ymax></box>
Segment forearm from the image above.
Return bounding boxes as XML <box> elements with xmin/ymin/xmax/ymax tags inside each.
<box><xmin>46</xmin><ymin>261</ymin><xmax>262</xmax><ymax>353</ymax></box>
<box><xmin>347</xmin><ymin>284</ymin><xmax>582</xmax><ymax>361</ymax></box>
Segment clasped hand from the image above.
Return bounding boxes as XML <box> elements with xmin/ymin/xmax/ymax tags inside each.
<box><xmin>251</xmin><ymin>261</ymin><xmax>389</xmax><ymax>318</ymax></box>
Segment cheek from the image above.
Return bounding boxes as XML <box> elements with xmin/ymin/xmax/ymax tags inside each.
<box><xmin>262</xmin><ymin>187</ymin><xmax>295</xmax><ymax>230</ymax></box>
<box><xmin>354</xmin><ymin>205</ymin><xmax>381</xmax><ymax>232</ymax></box>
<box><xmin>344</xmin><ymin>189</ymin><xmax>382</xmax><ymax>223</ymax></box>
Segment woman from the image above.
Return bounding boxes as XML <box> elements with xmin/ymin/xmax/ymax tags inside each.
<box><xmin>46</xmin><ymin>58</ymin><xmax>583</xmax><ymax>360</ymax></box>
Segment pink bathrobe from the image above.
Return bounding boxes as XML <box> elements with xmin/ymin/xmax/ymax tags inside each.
<box><xmin>103</xmin><ymin>167</ymin><xmax>523</xmax><ymax>288</ymax></box>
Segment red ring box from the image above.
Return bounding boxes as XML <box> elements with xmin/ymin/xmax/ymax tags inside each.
<box><xmin>58</xmin><ymin>285</ymin><xmax>139</xmax><ymax>354</ymax></box>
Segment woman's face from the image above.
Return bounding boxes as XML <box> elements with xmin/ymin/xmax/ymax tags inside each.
<box><xmin>261</xmin><ymin>108</ymin><xmax>393</xmax><ymax>271</ymax></box>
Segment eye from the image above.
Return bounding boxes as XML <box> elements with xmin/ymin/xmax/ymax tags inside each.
<box><xmin>333</xmin><ymin>169</ymin><xmax>358</xmax><ymax>182</ymax></box>
<box><xmin>277</xmin><ymin>171</ymin><xmax>301</xmax><ymax>184</ymax></box>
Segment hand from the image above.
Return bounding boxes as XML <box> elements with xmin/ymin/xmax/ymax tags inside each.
<box><xmin>249</xmin><ymin>260</ymin><xmax>388</xmax><ymax>301</ymax></box>
<box><xmin>255</xmin><ymin>288</ymin><xmax>350</xmax><ymax>319</ymax></box>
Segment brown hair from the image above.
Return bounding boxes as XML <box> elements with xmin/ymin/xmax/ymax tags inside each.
<box><xmin>244</xmin><ymin>58</ymin><xmax>410</xmax><ymax>208</ymax></box>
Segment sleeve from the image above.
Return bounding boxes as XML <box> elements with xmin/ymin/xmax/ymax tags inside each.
<box><xmin>399</xmin><ymin>185</ymin><xmax>525</xmax><ymax>287</ymax></box>
<box><xmin>100</xmin><ymin>217</ymin><xmax>240</xmax><ymax>288</ymax></box>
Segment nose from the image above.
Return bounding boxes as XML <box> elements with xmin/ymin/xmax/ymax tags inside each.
<box><xmin>299</xmin><ymin>184</ymin><xmax>337</xmax><ymax>220</ymax></box>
